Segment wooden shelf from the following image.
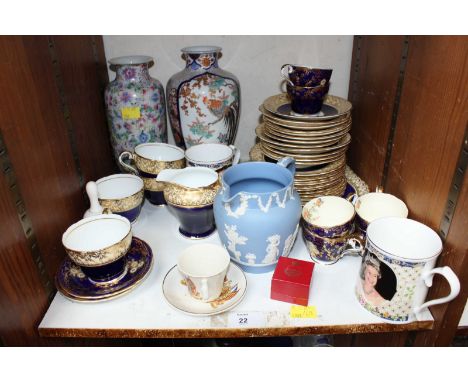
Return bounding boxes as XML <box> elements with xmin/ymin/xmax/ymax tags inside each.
<box><xmin>39</xmin><ymin>203</ymin><xmax>434</xmax><ymax>339</ymax></box>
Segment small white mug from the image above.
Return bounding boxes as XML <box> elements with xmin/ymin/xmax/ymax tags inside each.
<box><xmin>185</xmin><ymin>143</ymin><xmax>240</xmax><ymax>172</ymax></box>
<box><xmin>177</xmin><ymin>243</ymin><xmax>230</xmax><ymax>302</ymax></box>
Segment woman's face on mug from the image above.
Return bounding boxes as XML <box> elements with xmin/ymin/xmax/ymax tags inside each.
<box><xmin>364</xmin><ymin>265</ymin><xmax>379</xmax><ymax>287</ymax></box>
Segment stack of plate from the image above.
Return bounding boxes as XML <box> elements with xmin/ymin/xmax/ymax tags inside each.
<box><xmin>256</xmin><ymin>93</ymin><xmax>353</xmax><ymax>204</ymax></box>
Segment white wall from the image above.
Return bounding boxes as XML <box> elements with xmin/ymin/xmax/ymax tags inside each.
<box><xmin>103</xmin><ymin>36</ymin><xmax>354</xmax><ymax>160</ymax></box>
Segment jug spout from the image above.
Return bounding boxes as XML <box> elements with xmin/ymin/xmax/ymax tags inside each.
<box><xmin>156</xmin><ymin>169</ymin><xmax>184</xmax><ymax>185</ymax></box>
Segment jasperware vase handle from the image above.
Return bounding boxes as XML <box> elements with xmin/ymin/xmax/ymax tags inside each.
<box><xmin>413</xmin><ymin>266</ymin><xmax>460</xmax><ymax>318</ymax></box>
<box><xmin>118</xmin><ymin>151</ymin><xmax>138</xmax><ymax>175</ymax></box>
<box><xmin>277</xmin><ymin>157</ymin><xmax>296</xmax><ymax>176</ymax></box>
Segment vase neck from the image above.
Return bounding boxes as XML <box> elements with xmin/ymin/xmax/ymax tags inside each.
<box><xmin>185</xmin><ymin>52</ymin><xmax>219</xmax><ymax>71</ymax></box>
<box><xmin>115</xmin><ymin>64</ymin><xmax>151</xmax><ymax>82</ymax></box>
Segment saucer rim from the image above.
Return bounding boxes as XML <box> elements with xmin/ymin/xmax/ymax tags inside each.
<box><xmin>56</xmin><ymin>237</ymin><xmax>153</xmax><ymax>302</ymax></box>
<box><xmin>162</xmin><ymin>262</ymin><xmax>247</xmax><ymax>316</ymax></box>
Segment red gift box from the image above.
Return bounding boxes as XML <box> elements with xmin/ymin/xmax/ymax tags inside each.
<box><xmin>271</xmin><ymin>257</ymin><xmax>315</xmax><ymax>306</ymax></box>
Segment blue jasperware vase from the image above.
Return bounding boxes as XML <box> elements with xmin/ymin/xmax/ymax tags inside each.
<box><xmin>213</xmin><ymin>157</ymin><xmax>301</xmax><ymax>273</ymax></box>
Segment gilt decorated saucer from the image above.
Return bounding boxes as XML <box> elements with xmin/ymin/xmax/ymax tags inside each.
<box><xmin>263</xmin><ymin>94</ymin><xmax>352</xmax><ymax>121</ymax></box>
<box><xmin>56</xmin><ymin>237</ymin><xmax>153</xmax><ymax>302</ymax></box>
<box><xmin>162</xmin><ymin>262</ymin><xmax>247</xmax><ymax>316</ymax></box>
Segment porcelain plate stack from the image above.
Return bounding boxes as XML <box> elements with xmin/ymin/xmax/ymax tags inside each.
<box><xmin>256</xmin><ymin>93</ymin><xmax>353</xmax><ymax>205</ymax></box>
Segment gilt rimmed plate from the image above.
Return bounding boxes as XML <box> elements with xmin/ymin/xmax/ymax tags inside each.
<box><xmin>262</xmin><ymin>125</ymin><xmax>350</xmax><ymax>147</ymax></box>
<box><xmin>261</xmin><ymin>108</ymin><xmax>351</xmax><ymax>130</ymax></box>
<box><xmin>264</xmin><ymin>121</ymin><xmax>351</xmax><ymax>138</ymax></box>
<box><xmin>162</xmin><ymin>262</ymin><xmax>247</xmax><ymax>316</ymax></box>
<box><xmin>257</xmin><ymin>127</ymin><xmax>351</xmax><ymax>155</ymax></box>
<box><xmin>263</xmin><ymin>94</ymin><xmax>352</xmax><ymax>121</ymax></box>
<box><xmin>260</xmin><ymin>142</ymin><xmax>349</xmax><ymax>163</ymax></box>
<box><xmin>56</xmin><ymin>237</ymin><xmax>153</xmax><ymax>302</ymax></box>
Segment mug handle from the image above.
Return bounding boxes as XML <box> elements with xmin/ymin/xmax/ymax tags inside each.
<box><xmin>413</xmin><ymin>266</ymin><xmax>460</xmax><ymax>318</ymax></box>
<box><xmin>118</xmin><ymin>151</ymin><xmax>138</xmax><ymax>175</ymax></box>
<box><xmin>229</xmin><ymin>145</ymin><xmax>241</xmax><ymax>165</ymax></box>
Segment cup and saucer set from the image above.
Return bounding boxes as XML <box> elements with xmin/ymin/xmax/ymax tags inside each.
<box><xmin>162</xmin><ymin>244</ymin><xmax>247</xmax><ymax>316</ymax></box>
<box><xmin>55</xmin><ymin>141</ymin><xmax>246</xmax><ymax>316</ymax></box>
<box><xmin>56</xmin><ymin>214</ymin><xmax>153</xmax><ymax>302</ymax></box>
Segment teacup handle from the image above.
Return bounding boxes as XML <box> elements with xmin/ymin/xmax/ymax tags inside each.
<box><xmin>118</xmin><ymin>151</ymin><xmax>138</xmax><ymax>175</ymax></box>
<box><xmin>339</xmin><ymin>233</ymin><xmax>365</xmax><ymax>260</ymax></box>
<box><xmin>229</xmin><ymin>145</ymin><xmax>241</xmax><ymax>166</ymax></box>
<box><xmin>413</xmin><ymin>266</ymin><xmax>460</xmax><ymax>318</ymax></box>
<box><xmin>280</xmin><ymin>64</ymin><xmax>294</xmax><ymax>86</ymax></box>
<box><xmin>200</xmin><ymin>279</ymin><xmax>210</xmax><ymax>301</ymax></box>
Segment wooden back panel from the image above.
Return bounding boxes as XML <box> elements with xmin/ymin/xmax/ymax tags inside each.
<box><xmin>347</xmin><ymin>35</ymin><xmax>468</xmax><ymax>346</ymax></box>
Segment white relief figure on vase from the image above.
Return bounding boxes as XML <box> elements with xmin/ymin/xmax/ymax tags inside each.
<box><xmin>282</xmin><ymin>224</ymin><xmax>299</xmax><ymax>257</ymax></box>
<box><xmin>224</xmin><ymin>224</ymin><xmax>248</xmax><ymax>261</ymax></box>
<box><xmin>262</xmin><ymin>234</ymin><xmax>281</xmax><ymax>264</ymax></box>
<box><xmin>245</xmin><ymin>253</ymin><xmax>257</xmax><ymax>265</ymax></box>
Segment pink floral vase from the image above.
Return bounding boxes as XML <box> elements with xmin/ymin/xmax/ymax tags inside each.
<box><xmin>105</xmin><ymin>56</ymin><xmax>167</xmax><ymax>164</ymax></box>
<box><xmin>166</xmin><ymin>46</ymin><xmax>240</xmax><ymax>149</ymax></box>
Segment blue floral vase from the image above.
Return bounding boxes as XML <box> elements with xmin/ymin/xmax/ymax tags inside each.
<box><xmin>105</xmin><ymin>55</ymin><xmax>167</xmax><ymax>165</ymax></box>
<box><xmin>167</xmin><ymin>46</ymin><xmax>240</xmax><ymax>149</ymax></box>
<box><xmin>213</xmin><ymin>157</ymin><xmax>302</xmax><ymax>273</ymax></box>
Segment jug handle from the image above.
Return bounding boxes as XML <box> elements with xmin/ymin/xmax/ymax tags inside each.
<box><xmin>277</xmin><ymin>157</ymin><xmax>296</xmax><ymax>177</ymax></box>
<box><xmin>119</xmin><ymin>152</ymin><xmax>138</xmax><ymax>175</ymax></box>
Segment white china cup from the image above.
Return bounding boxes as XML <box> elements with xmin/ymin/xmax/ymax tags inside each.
<box><xmin>185</xmin><ymin>143</ymin><xmax>240</xmax><ymax>171</ymax></box>
<box><xmin>354</xmin><ymin>217</ymin><xmax>460</xmax><ymax>323</ymax></box>
<box><xmin>177</xmin><ymin>243</ymin><xmax>230</xmax><ymax>302</ymax></box>
<box><xmin>354</xmin><ymin>191</ymin><xmax>408</xmax><ymax>234</ymax></box>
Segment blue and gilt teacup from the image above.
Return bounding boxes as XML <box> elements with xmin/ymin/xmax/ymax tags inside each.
<box><xmin>95</xmin><ymin>174</ymin><xmax>144</xmax><ymax>223</ymax></box>
<box><xmin>119</xmin><ymin>143</ymin><xmax>186</xmax><ymax>206</ymax></box>
<box><xmin>286</xmin><ymin>82</ymin><xmax>330</xmax><ymax>114</ymax></box>
<box><xmin>281</xmin><ymin>64</ymin><xmax>333</xmax><ymax>87</ymax></box>
<box><xmin>302</xmin><ymin>196</ymin><xmax>359</xmax><ymax>264</ymax></box>
<box><xmin>62</xmin><ymin>214</ymin><xmax>132</xmax><ymax>282</ymax></box>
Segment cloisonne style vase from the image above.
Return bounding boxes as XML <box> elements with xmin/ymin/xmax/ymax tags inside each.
<box><xmin>166</xmin><ymin>46</ymin><xmax>240</xmax><ymax>149</ymax></box>
<box><xmin>105</xmin><ymin>56</ymin><xmax>167</xmax><ymax>164</ymax></box>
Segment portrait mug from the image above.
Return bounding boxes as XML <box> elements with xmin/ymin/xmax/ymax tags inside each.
<box><xmin>352</xmin><ymin>217</ymin><xmax>460</xmax><ymax>323</ymax></box>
